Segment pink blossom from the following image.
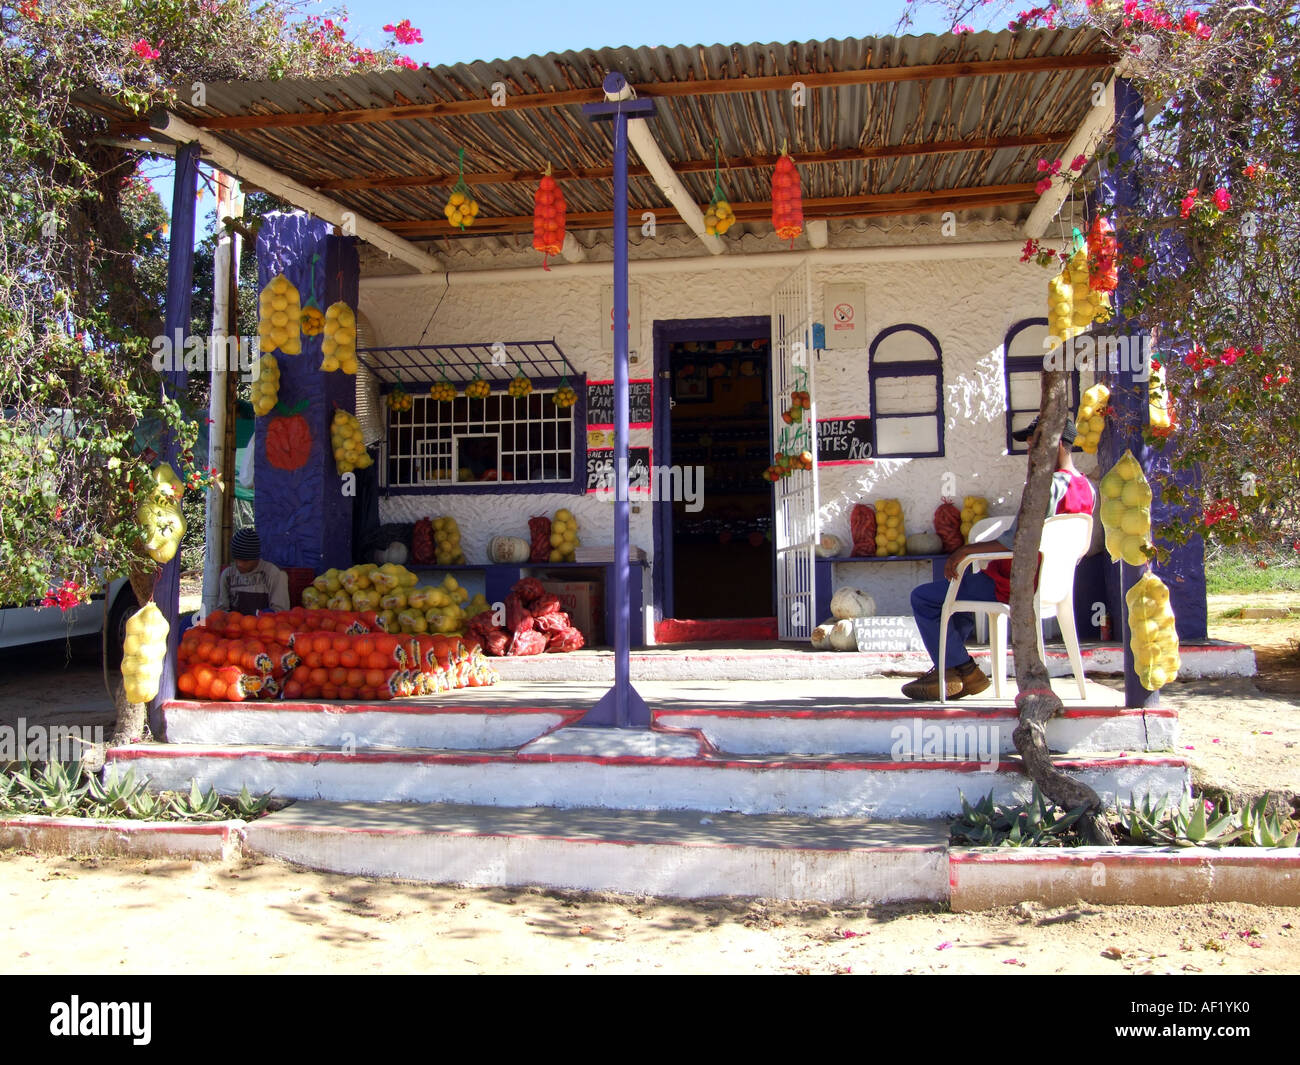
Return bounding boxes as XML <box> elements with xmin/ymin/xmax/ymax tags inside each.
<box><xmin>952</xmin><ymin>23</ymin><xmax>974</xmax><ymax>34</ymax></box>
<box><xmin>1037</xmin><ymin>158</ymin><xmax>1051</xmax><ymax>173</ymax></box>
<box><xmin>1131</xmin><ymin>255</ymin><xmax>1147</xmax><ymax>270</ymax></box>
<box><xmin>1035</xmin><ymin>177</ymin><xmax>1052</xmax><ymax>195</ymax></box>
<box><xmin>132</xmin><ymin>38</ymin><xmax>161</xmax><ymax>61</ymax></box>
<box><xmin>936</xmin><ymin>941</ymin><xmax>953</xmax><ymax>951</ymax></box>
<box><xmin>1220</xmin><ymin>346</ymin><xmax>1243</xmax><ymax>366</ymax></box>
<box><xmin>1070</xmin><ymin>154</ymin><xmax>1088</xmax><ymax>171</ymax></box>
<box><xmin>384</xmin><ymin>19</ymin><xmax>424</xmax><ymax>45</ymax></box>
<box><xmin>1213</xmin><ymin>187</ymin><xmax>1231</xmax><ymax>211</ymax></box>
<box><xmin>394</xmin><ymin>55</ymin><xmax>419</xmax><ymax>70</ymax></box>
<box><xmin>1179</xmin><ymin>189</ymin><xmax>1198</xmax><ymax>219</ymax></box>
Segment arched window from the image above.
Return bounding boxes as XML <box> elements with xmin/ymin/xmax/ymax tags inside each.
<box><xmin>868</xmin><ymin>324</ymin><xmax>944</xmax><ymax>458</ymax></box>
<box><xmin>1003</xmin><ymin>318</ymin><xmax>1080</xmax><ymax>455</ymax></box>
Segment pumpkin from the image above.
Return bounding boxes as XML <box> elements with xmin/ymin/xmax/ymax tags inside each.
<box><xmin>300</xmin><ymin>305</ymin><xmax>326</xmax><ymax>337</ymax></box>
<box><xmin>266</xmin><ymin>401</ymin><xmax>312</xmax><ymax>471</ymax></box>
<box><xmin>810</xmin><ymin>618</ymin><xmax>836</xmax><ymax>651</ymax></box>
<box><xmin>829</xmin><ymin>619</ymin><xmax>858</xmax><ymax>651</ymax></box>
<box><xmin>489</xmin><ymin>536</ymin><xmax>530</xmax><ymax>564</ymax></box>
<box><xmin>831</xmin><ymin>587</ymin><xmax>876</xmax><ymax>620</ymax></box>
<box><xmin>906</xmin><ymin>531</ymin><xmax>943</xmax><ymax>555</ymax></box>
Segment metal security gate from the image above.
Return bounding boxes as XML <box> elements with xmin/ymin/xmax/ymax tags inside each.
<box><xmin>770</xmin><ymin>263</ymin><xmax>819</xmax><ymax>640</ymax></box>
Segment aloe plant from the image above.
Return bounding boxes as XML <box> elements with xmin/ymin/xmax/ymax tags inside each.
<box><xmin>1117</xmin><ymin>792</ymin><xmax>1298</xmax><ymax>848</ymax></box>
<box><xmin>952</xmin><ymin>786</ymin><xmax>1089</xmax><ymax>848</ymax></box>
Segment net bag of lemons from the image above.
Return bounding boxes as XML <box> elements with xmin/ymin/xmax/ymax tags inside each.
<box><xmin>1126</xmin><ymin>572</ymin><xmax>1180</xmax><ymax>690</ymax></box>
<box><xmin>1099</xmin><ymin>449</ymin><xmax>1153</xmax><ymax>566</ymax></box>
<box><xmin>444</xmin><ymin>148</ymin><xmax>480</xmax><ymax>231</ymax></box>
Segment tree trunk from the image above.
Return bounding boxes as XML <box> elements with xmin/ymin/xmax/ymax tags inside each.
<box><xmin>1009</xmin><ymin>368</ymin><xmax>1115</xmax><ymax>844</ymax></box>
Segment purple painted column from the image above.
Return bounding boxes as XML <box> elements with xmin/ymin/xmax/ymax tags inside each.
<box><xmin>582</xmin><ymin>75</ymin><xmax>654</xmax><ymax>727</ymax></box>
<box><xmin>1100</xmin><ymin>78</ymin><xmax>1159</xmax><ymax>709</ymax></box>
<box><xmin>149</xmin><ymin>141</ymin><xmax>200</xmax><ymax>739</ymax></box>
<box><xmin>254</xmin><ymin>213</ymin><xmax>357</xmax><ymax>575</ymax></box>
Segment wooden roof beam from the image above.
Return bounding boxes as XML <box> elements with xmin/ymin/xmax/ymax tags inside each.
<box><xmin>146</xmin><ymin>109</ymin><xmax>444</xmax><ymax>274</ymax></box>
<box><xmin>1022</xmin><ymin>77</ymin><xmax>1116</xmax><ymax>239</ymax></box>
<box><xmin>160</xmin><ymin>52</ymin><xmax>1114</xmax><ymax>132</ymax></box>
<box><xmin>310</xmin><ymin>130</ymin><xmax>1077</xmax><ymax>193</ymax></box>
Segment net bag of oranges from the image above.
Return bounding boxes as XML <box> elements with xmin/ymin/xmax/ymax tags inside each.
<box><xmin>444</xmin><ymin>148</ymin><xmax>480</xmax><ymax>231</ymax></box>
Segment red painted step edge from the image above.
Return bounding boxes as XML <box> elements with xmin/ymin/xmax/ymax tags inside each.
<box><xmin>655</xmin><ymin>617</ymin><xmax>780</xmax><ymax>643</ymax></box>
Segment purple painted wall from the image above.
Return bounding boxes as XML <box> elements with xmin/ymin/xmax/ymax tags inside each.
<box><xmin>254</xmin><ymin>212</ymin><xmax>359</xmax><ymax>574</ymax></box>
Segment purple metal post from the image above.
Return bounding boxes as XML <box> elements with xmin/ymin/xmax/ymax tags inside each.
<box><xmin>149</xmin><ymin>141</ymin><xmax>201</xmax><ymax>739</ymax></box>
<box><xmin>582</xmin><ymin>74</ymin><xmax>654</xmax><ymax>727</ymax></box>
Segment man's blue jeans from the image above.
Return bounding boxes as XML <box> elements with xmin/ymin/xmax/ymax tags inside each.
<box><xmin>910</xmin><ymin>570</ymin><xmax>1000</xmax><ymax>671</ymax></box>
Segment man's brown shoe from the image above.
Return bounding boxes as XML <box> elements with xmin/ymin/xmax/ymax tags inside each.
<box><xmin>951</xmin><ymin>661</ymin><xmax>991</xmax><ymax>699</ymax></box>
<box><xmin>901</xmin><ymin>668</ymin><xmax>962</xmax><ymax>701</ymax></box>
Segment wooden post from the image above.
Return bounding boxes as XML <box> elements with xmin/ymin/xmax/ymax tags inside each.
<box><xmin>149</xmin><ymin>141</ymin><xmax>201</xmax><ymax>739</ymax></box>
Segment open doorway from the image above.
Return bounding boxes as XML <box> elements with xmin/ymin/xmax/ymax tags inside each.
<box><xmin>653</xmin><ymin>317</ymin><xmax>773</xmax><ymax>624</ymax></box>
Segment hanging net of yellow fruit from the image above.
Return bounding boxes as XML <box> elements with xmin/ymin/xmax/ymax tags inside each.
<box><xmin>444</xmin><ymin>148</ymin><xmax>480</xmax><ymax>231</ymax></box>
<box><xmin>387</xmin><ymin>381</ymin><xmax>413</xmax><ymax>412</ymax></box>
<box><xmin>552</xmin><ymin>376</ymin><xmax>578</xmax><ymax>409</ymax></box>
<box><xmin>258</xmin><ymin>274</ymin><xmax>302</xmax><ymax>355</ymax></box>
<box><xmin>1075</xmin><ymin>382</ymin><xmax>1109</xmax><ymax>454</ymax></box>
<box><xmin>430</xmin><ymin>380</ymin><xmax>458</xmax><ymax>402</ymax></box>
<box><xmin>1126</xmin><ymin>572</ymin><xmax>1180</xmax><ymax>690</ymax></box>
<box><xmin>465</xmin><ymin>373</ymin><xmax>491</xmax><ymax>400</ymax></box>
<box><xmin>960</xmin><ymin>495</ymin><xmax>988</xmax><ymax>541</ymax></box>
<box><xmin>300</xmin><ymin>304</ymin><xmax>325</xmax><ymax>337</ymax></box>
<box><xmin>121</xmin><ymin>601</ymin><xmax>169</xmax><ymax>704</ymax></box>
<box><xmin>322</xmin><ymin>301</ymin><xmax>358</xmax><ymax>374</ymax></box>
<box><xmin>703</xmin><ymin>139</ymin><xmax>735</xmax><ymax>236</ymax></box>
<box><xmin>507</xmin><ymin>366</ymin><xmax>533</xmax><ymax>398</ymax></box>
<box><xmin>874</xmin><ymin>499</ymin><xmax>906</xmax><ymax>556</ymax></box>
<box><xmin>252</xmin><ymin>354</ymin><xmax>281</xmax><ymax>417</ymax></box>
<box><xmin>331</xmin><ymin>408</ymin><xmax>372</xmax><ymax>474</ymax></box>
<box><xmin>1099</xmin><ymin>449</ymin><xmax>1153</xmax><ymax>566</ymax></box>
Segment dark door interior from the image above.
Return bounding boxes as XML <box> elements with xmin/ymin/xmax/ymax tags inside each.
<box><xmin>668</xmin><ymin>336</ymin><xmax>774</xmax><ymax>619</ymax></box>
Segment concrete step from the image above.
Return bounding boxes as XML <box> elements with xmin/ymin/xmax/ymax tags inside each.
<box><xmin>105</xmin><ymin>729</ymin><xmax>1191</xmax><ymax>819</ymax></box>
<box><xmin>243</xmin><ymin>800</ymin><xmax>950</xmax><ymax>903</ymax></box>
<box><xmin>489</xmin><ymin>640</ymin><xmax>1254</xmax><ymax>682</ymax></box>
<box><xmin>163</xmin><ymin>698</ymin><xmax>583</xmax><ymax>751</ymax></box>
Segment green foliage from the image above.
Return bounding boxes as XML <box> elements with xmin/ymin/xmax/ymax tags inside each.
<box><xmin>951</xmin><ymin>786</ymin><xmax>1091</xmax><ymax>847</ymax></box>
<box><xmin>1</xmin><ymin>1</ymin><xmax>409</xmax><ymax>606</ymax></box>
<box><xmin>1116</xmin><ymin>792</ymin><xmax>1298</xmax><ymax>848</ymax></box>
<box><xmin>0</xmin><ymin>761</ymin><xmax>274</xmax><ymax>822</ymax></box>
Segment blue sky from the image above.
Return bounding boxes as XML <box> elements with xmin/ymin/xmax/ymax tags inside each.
<box><xmin>143</xmin><ymin>0</ymin><xmax>967</xmax><ymax>234</ymax></box>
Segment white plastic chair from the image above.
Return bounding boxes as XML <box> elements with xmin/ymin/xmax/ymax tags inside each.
<box><xmin>937</xmin><ymin>513</ymin><xmax>1092</xmax><ymax>702</ymax></box>
<box><xmin>966</xmin><ymin>516</ymin><xmax>1015</xmax><ymax>644</ymax></box>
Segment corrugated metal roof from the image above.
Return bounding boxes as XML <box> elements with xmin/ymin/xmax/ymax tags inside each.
<box><xmin>96</xmin><ymin>29</ymin><xmax>1114</xmax><ymax>251</ymax></box>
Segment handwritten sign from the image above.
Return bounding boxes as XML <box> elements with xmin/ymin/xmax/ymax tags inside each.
<box><xmin>586</xmin><ymin>446</ymin><xmax>652</xmax><ymax>494</ymax></box>
<box><xmin>817</xmin><ymin>415</ymin><xmax>873</xmax><ymax>466</ymax></box>
<box><xmin>852</xmin><ymin>615</ymin><xmax>927</xmax><ymax>653</ymax></box>
<box><xmin>586</xmin><ymin>379</ymin><xmax>653</xmax><ymax>430</ymax></box>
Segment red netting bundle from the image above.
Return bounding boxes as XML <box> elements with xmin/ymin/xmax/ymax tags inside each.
<box><xmin>934</xmin><ymin>500</ymin><xmax>964</xmax><ymax>553</ymax></box>
<box><xmin>546</xmin><ymin>627</ymin><xmax>585</xmax><ymax>653</ymax></box>
<box><xmin>850</xmin><ymin>503</ymin><xmax>877</xmax><ymax>557</ymax></box>
<box><xmin>771</xmin><ymin>151</ymin><xmax>804</xmax><ymax>246</ymax></box>
<box><xmin>508</xmin><ymin>629</ymin><xmax>548</xmax><ymax>656</ymax></box>
<box><xmin>505</xmin><ymin>593</ymin><xmax>533</xmax><ymax>633</ymax></box>
<box><xmin>532</xmin><ymin>167</ymin><xmax>567</xmax><ymax>270</ymax></box>
<box><xmin>411</xmin><ymin>518</ymin><xmax>436</xmax><ymax>565</ymax></box>
<box><xmin>528</xmin><ymin>516</ymin><xmax>552</xmax><ymax>563</ymax></box>
<box><xmin>1087</xmin><ymin>215</ymin><xmax>1118</xmax><ymax>292</ymax></box>
<box><xmin>532</xmin><ymin>611</ymin><xmax>571</xmax><ymax>635</ymax></box>
<box><xmin>513</xmin><ymin>576</ymin><xmax>546</xmax><ymax>603</ymax></box>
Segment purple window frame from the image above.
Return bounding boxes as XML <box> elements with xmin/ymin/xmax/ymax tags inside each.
<box><xmin>379</xmin><ymin>374</ymin><xmax>588</xmax><ymax>496</ymax></box>
<box><xmin>868</xmin><ymin>323</ymin><xmax>945</xmax><ymax>459</ymax></box>
<box><xmin>1003</xmin><ymin>317</ymin><xmax>1081</xmax><ymax>455</ymax></box>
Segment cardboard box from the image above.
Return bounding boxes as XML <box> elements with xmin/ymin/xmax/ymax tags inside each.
<box><xmin>540</xmin><ymin>581</ymin><xmax>603</xmax><ymax>643</ymax></box>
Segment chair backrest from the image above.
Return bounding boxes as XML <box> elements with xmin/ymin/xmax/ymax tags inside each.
<box><xmin>1036</xmin><ymin>513</ymin><xmax>1093</xmax><ymax>605</ymax></box>
<box><xmin>968</xmin><ymin>515</ymin><xmax>1016</xmax><ymax>544</ymax></box>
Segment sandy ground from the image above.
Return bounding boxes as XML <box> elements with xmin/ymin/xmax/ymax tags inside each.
<box><xmin>0</xmin><ymin>851</ymin><xmax>1296</xmax><ymax>975</ymax></box>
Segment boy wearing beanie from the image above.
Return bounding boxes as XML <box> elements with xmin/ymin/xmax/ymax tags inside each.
<box><xmin>217</xmin><ymin>527</ymin><xmax>290</xmax><ymax>614</ymax></box>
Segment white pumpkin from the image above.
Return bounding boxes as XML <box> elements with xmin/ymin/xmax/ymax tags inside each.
<box><xmin>830</xmin><ymin>587</ymin><xmax>876</xmax><ymax>619</ymax></box>
<box><xmin>829</xmin><ymin>619</ymin><xmax>858</xmax><ymax>651</ymax></box>
<box><xmin>814</xmin><ymin>534</ymin><xmax>845</xmax><ymax>558</ymax></box>
<box><xmin>906</xmin><ymin>531</ymin><xmax>943</xmax><ymax>556</ymax></box>
<box><xmin>384</xmin><ymin>541</ymin><xmax>409</xmax><ymax>565</ymax></box>
<box><xmin>488</xmin><ymin>536</ymin><xmax>530</xmax><ymax>564</ymax></box>
<box><xmin>810</xmin><ymin>618</ymin><xmax>836</xmax><ymax>651</ymax></box>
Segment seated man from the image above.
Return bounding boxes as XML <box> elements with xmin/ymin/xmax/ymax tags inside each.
<box><xmin>903</xmin><ymin>417</ymin><xmax>1096</xmax><ymax>700</ymax></box>
<box><xmin>217</xmin><ymin>527</ymin><xmax>290</xmax><ymax>614</ymax></box>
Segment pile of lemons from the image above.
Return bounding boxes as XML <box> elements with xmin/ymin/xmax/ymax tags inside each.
<box><xmin>1099</xmin><ymin>449</ymin><xmax>1153</xmax><ymax>566</ymax></box>
<box><xmin>1048</xmin><ymin>249</ymin><xmax>1112</xmax><ymax>345</ymax></box>
<box><xmin>321</xmin><ymin>302</ymin><xmax>358</xmax><ymax>374</ymax></box>
<box><xmin>704</xmin><ymin>198</ymin><xmax>736</xmax><ymax>236</ymax></box>
<box><xmin>258</xmin><ymin>274</ymin><xmax>302</xmax><ymax>355</ymax></box>
<box><xmin>874</xmin><ymin>499</ymin><xmax>907</xmax><ymax>556</ymax></box>
<box><xmin>252</xmin><ymin>354</ymin><xmax>280</xmax><ymax>417</ymax></box>
<box><xmin>1127</xmin><ymin>572</ymin><xmax>1180</xmax><ymax>690</ymax></box>
<box><xmin>121</xmin><ymin>602</ymin><xmax>169</xmax><ymax>704</ymax></box>
<box><xmin>433</xmin><ymin>516</ymin><xmax>465</xmax><ymax>565</ymax></box>
<box><xmin>1075</xmin><ymin>383</ymin><xmax>1109</xmax><ymax>454</ymax></box>
<box><xmin>331</xmin><ymin>410</ymin><xmax>372</xmax><ymax>474</ymax></box>
<box><xmin>959</xmin><ymin>495</ymin><xmax>989</xmax><ymax>541</ymax></box>
<box><xmin>550</xmin><ymin>508</ymin><xmax>579</xmax><ymax>562</ymax></box>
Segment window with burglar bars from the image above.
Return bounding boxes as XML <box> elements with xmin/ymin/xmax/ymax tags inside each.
<box><xmin>384</xmin><ymin>388</ymin><xmax>576</xmax><ymax>488</ymax></box>
<box><xmin>1003</xmin><ymin>318</ymin><xmax>1080</xmax><ymax>455</ymax></box>
<box><xmin>868</xmin><ymin>324</ymin><xmax>945</xmax><ymax>458</ymax></box>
